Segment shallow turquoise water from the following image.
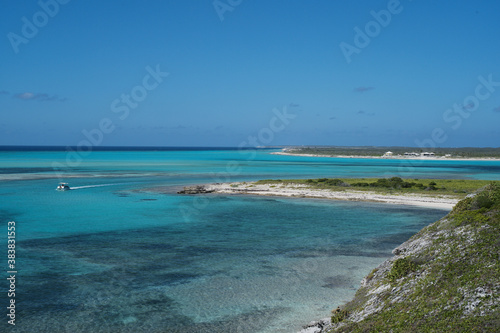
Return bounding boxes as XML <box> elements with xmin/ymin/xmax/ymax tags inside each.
<box><xmin>1</xmin><ymin>149</ymin><xmax>498</xmax><ymax>332</ymax></box>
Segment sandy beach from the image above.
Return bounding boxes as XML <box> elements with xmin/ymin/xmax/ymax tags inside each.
<box><xmin>205</xmin><ymin>182</ymin><xmax>459</xmax><ymax>210</ymax></box>
<box><xmin>271</xmin><ymin>151</ymin><xmax>500</xmax><ymax>162</ymax></box>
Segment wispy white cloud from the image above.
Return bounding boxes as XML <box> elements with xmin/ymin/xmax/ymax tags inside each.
<box><xmin>353</xmin><ymin>86</ymin><xmax>374</xmax><ymax>93</ymax></box>
<box><xmin>15</xmin><ymin>92</ymin><xmax>36</xmax><ymax>100</ymax></box>
<box><xmin>14</xmin><ymin>92</ymin><xmax>66</xmax><ymax>102</ymax></box>
<box><xmin>357</xmin><ymin>110</ymin><xmax>375</xmax><ymax>116</ymax></box>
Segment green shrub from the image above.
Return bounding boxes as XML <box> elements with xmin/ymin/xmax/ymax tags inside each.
<box><xmin>325</xmin><ymin>178</ymin><xmax>339</xmax><ymax>185</ymax></box>
<box><xmin>365</xmin><ymin>268</ymin><xmax>378</xmax><ymax>283</ymax></box>
<box><xmin>387</xmin><ymin>257</ymin><xmax>418</xmax><ymax>283</ymax></box>
<box><xmin>369</xmin><ymin>177</ymin><xmax>419</xmax><ymax>189</ymax></box>
<box><xmin>475</xmin><ymin>192</ymin><xmax>494</xmax><ymax>209</ymax></box>
<box><xmin>452</xmin><ymin>210</ymin><xmax>489</xmax><ymax>227</ymax></box>
<box><xmin>331</xmin><ymin>308</ymin><xmax>349</xmax><ymax>324</ymax></box>
<box><xmin>400</xmin><ymin>181</ymin><xmax>416</xmax><ymax>188</ymax></box>
<box><xmin>452</xmin><ymin>197</ymin><xmax>474</xmax><ymax>214</ymax></box>
<box><xmin>352</xmin><ymin>182</ymin><xmax>370</xmax><ymax>187</ymax></box>
<box><xmin>325</xmin><ymin>178</ymin><xmax>350</xmax><ymax>186</ymax></box>
<box><xmin>453</xmin><ymin>183</ymin><xmax>500</xmax><ymax>213</ymax></box>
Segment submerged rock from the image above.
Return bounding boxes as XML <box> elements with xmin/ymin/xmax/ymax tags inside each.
<box><xmin>299</xmin><ymin>319</ymin><xmax>331</xmax><ymax>333</ymax></box>
<box><xmin>177</xmin><ymin>185</ymin><xmax>214</xmax><ymax>194</ymax></box>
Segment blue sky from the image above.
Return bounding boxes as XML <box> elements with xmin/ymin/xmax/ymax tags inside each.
<box><xmin>1</xmin><ymin>0</ymin><xmax>500</xmax><ymax>147</ymax></box>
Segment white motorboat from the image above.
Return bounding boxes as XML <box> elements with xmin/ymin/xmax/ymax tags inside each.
<box><xmin>56</xmin><ymin>183</ymin><xmax>70</xmax><ymax>191</ymax></box>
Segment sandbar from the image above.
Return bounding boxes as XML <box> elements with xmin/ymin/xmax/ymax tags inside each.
<box><xmin>205</xmin><ymin>182</ymin><xmax>458</xmax><ymax>210</ymax></box>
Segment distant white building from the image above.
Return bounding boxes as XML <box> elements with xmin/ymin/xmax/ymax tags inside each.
<box><xmin>403</xmin><ymin>152</ymin><xmax>435</xmax><ymax>157</ymax></box>
<box><xmin>383</xmin><ymin>151</ymin><xmax>393</xmax><ymax>157</ymax></box>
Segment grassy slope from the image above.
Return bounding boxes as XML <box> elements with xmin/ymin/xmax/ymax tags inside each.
<box><xmin>254</xmin><ymin>178</ymin><xmax>494</xmax><ymax>199</ymax></box>
<box><xmin>328</xmin><ymin>184</ymin><xmax>500</xmax><ymax>332</ymax></box>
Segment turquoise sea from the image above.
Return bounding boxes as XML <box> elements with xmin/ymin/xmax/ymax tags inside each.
<box><xmin>2</xmin><ymin>148</ymin><xmax>500</xmax><ymax>332</ymax></box>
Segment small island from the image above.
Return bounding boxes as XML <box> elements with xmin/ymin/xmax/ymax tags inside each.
<box><xmin>273</xmin><ymin>146</ymin><xmax>500</xmax><ymax>161</ymax></box>
<box><xmin>179</xmin><ymin>177</ymin><xmax>495</xmax><ymax>210</ymax></box>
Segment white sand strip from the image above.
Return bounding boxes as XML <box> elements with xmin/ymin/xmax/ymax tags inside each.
<box><xmin>270</xmin><ymin>151</ymin><xmax>500</xmax><ymax>162</ymax></box>
<box><xmin>206</xmin><ymin>182</ymin><xmax>459</xmax><ymax>210</ymax></box>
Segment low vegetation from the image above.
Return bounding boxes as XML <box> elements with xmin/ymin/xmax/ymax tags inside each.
<box><xmin>285</xmin><ymin>146</ymin><xmax>500</xmax><ymax>158</ymax></box>
<box><xmin>255</xmin><ymin>177</ymin><xmax>495</xmax><ymax>199</ymax></box>
<box><xmin>331</xmin><ymin>308</ymin><xmax>349</xmax><ymax>324</ymax></box>
<box><xmin>326</xmin><ymin>183</ymin><xmax>500</xmax><ymax>332</ymax></box>
<box><xmin>386</xmin><ymin>257</ymin><xmax>418</xmax><ymax>283</ymax></box>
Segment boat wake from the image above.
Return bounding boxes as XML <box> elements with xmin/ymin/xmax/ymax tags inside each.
<box><xmin>70</xmin><ymin>184</ymin><xmax>117</xmax><ymax>190</ymax></box>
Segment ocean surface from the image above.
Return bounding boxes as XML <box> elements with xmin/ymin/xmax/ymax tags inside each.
<box><xmin>2</xmin><ymin>147</ymin><xmax>500</xmax><ymax>332</ymax></box>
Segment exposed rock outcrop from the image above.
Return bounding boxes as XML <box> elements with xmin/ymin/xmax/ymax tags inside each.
<box><xmin>300</xmin><ymin>184</ymin><xmax>500</xmax><ymax>332</ymax></box>
<box><xmin>177</xmin><ymin>185</ymin><xmax>214</xmax><ymax>194</ymax></box>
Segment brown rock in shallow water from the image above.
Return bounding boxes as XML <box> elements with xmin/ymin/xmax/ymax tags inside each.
<box><xmin>177</xmin><ymin>185</ymin><xmax>214</xmax><ymax>194</ymax></box>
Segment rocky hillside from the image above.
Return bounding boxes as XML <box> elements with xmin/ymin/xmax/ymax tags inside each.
<box><xmin>303</xmin><ymin>184</ymin><xmax>500</xmax><ymax>333</ymax></box>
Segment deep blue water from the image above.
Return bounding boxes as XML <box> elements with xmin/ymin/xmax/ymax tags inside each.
<box><xmin>1</xmin><ymin>148</ymin><xmax>498</xmax><ymax>332</ymax></box>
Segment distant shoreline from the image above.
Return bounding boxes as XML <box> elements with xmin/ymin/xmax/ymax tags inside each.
<box><xmin>193</xmin><ymin>182</ymin><xmax>459</xmax><ymax>210</ymax></box>
<box><xmin>271</xmin><ymin>151</ymin><xmax>500</xmax><ymax>161</ymax></box>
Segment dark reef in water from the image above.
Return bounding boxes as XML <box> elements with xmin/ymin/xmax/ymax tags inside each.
<box><xmin>177</xmin><ymin>185</ymin><xmax>214</xmax><ymax>194</ymax></box>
